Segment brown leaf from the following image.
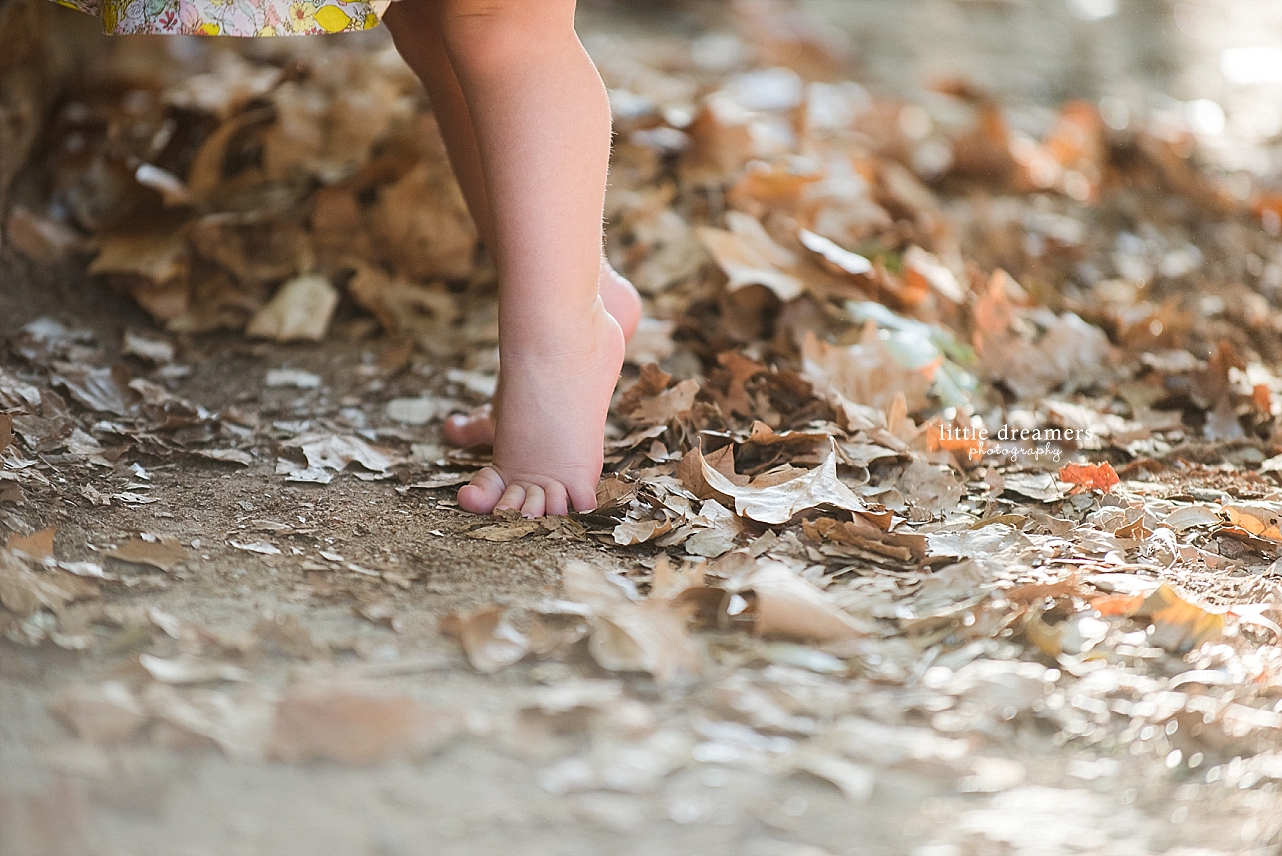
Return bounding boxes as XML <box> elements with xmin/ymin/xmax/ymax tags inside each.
<box><xmin>105</xmin><ymin>536</ymin><xmax>187</xmax><ymax>572</ymax></box>
<box><xmin>246</xmin><ymin>275</ymin><xmax>339</xmax><ymax>342</ymax></box>
<box><xmin>696</xmin><ymin>213</ymin><xmax>805</xmax><ymax>301</ymax></box>
<box><xmin>611</xmin><ymin>516</ymin><xmax>675</xmax><ymax>547</ymax></box>
<box><xmin>372</xmin><ymin>159</ymin><xmax>478</xmax><ymax>281</ymax></box>
<box><xmin>0</xmin><ymin>413</ymin><xmax>11</xmax><ymax>454</ymax></box>
<box><xmin>440</xmin><ymin>605</ymin><xmax>530</xmax><ymax>673</ymax></box>
<box><xmin>801</xmin><ymin>326</ymin><xmax>936</xmax><ymax>415</ymax></box>
<box><xmin>700</xmin><ymin>445</ymin><xmax>865</xmax><ymax>524</ymax></box>
<box><xmin>5</xmin><ymin>208</ymin><xmax>84</xmax><ymax>263</ymax></box>
<box><xmin>0</xmin><ymin>549</ymin><xmax>98</xmax><ymax>617</ymax></box>
<box><xmin>269</xmin><ymin>685</ymin><xmax>457</xmax><ymax>764</ymax></box>
<box><xmin>88</xmin><ymin>227</ymin><xmax>190</xmax><ymax>288</ymax></box>
<box><xmin>739</xmin><ymin>562</ymin><xmax>865</xmax><ymax>643</ymax></box>
<box><xmin>562</xmin><ymin>561</ymin><xmax>703</xmax><ymax>683</ymax></box>
<box><xmin>628</xmin><ymin>379</ymin><xmax>700</xmax><ymax>426</ymax></box>
<box><xmin>678</xmin><ymin>443</ymin><xmax>745</xmax><ymax>500</ymax></box>
<box><xmin>6</xmin><ymin>527</ymin><xmax>55</xmax><ymax>560</ymax></box>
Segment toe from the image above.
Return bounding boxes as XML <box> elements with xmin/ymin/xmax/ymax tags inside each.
<box><xmin>457</xmin><ymin>467</ymin><xmax>506</xmax><ymax>514</ymax></box>
<box><xmin>442</xmin><ymin>405</ymin><xmax>495</xmax><ymax>448</ymax></box>
<box><xmin>494</xmin><ymin>482</ymin><xmax>527</xmax><ymax>514</ymax></box>
<box><xmin>542</xmin><ymin>482</ymin><xmax>569</xmax><ymax>517</ymax></box>
<box><xmin>567</xmin><ymin>480</ymin><xmax>600</xmax><ymax>514</ymax></box>
<box><xmin>519</xmin><ymin>484</ymin><xmax>546</xmax><ymax>518</ymax></box>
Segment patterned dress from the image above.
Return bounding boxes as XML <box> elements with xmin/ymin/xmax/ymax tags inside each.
<box><xmin>53</xmin><ymin>0</ymin><xmax>391</xmax><ymax>36</ymax></box>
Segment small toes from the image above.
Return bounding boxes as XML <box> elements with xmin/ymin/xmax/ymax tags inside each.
<box><xmin>494</xmin><ymin>482</ymin><xmax>527</xmax><ymax>514</ymax></box>
<box><xmin>457</xmin><ymin>467</ymin><xmax>506</xmax><ymax>514</ymax></box>
<box><xmin>519</xmin><ymin>485</ymin><xmax>546</xmax><ymax>519</ymax></box>
<box><xmin>568</xmin><ymin>481</ymin><xmax>599</xmax><ymax>514</ymax></box>
<box><xmin>542</xmin><ymin>482</ymin><xmax>569</xmax><ymax>517</ymax></box>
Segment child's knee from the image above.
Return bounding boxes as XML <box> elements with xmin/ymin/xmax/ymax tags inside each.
<box><xmin>436</xmin><ymin>0</ymin><xmax>575</xmax><ymax>69</ymax></box>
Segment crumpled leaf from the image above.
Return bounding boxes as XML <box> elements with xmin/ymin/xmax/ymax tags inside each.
<box><xmin>144</xmin><ymin>683</ymin><xmax>276</xmax><ymax>762</ymax></box>
<box><xmin>0</xmin><ymin>548</ymin><xmax>98</xmax><ymax>617</ymax></box>
<box><xmin>737</xmin><ymin>561</ymin><xmax>866</xmax><ymax>642</ymax></box>
<box><xmin>801</xmin><ymin>325</ymin><xmax>937</xmax><ymax>415</ymax></box>
<box><xmin>700</xmin><ymin>445</ymin><xmax>865</xmax><ymax>524</ymax></box>
<box><xmin>53</xmin><ymin>364</ymin><xmax>133</xmax><ymax>415</ymax></box>
<box><xmin>105</xmin><ymin>535</ymin><xmax>187</xmax><ymax>572</ymax></box>
<box><xmin>246</xmin><ymin>275</ymin><xmax>339</xmax><ymax>342</ymax></box>
<box><xmin>1058</xmin><ymin>462</ymin><xmax>1119</xmax><ymax>495</ymax></box>
<box><xmin>562</xmin><ymin>561</ymin><xmax>702</xmax><ymax>683</ymax></box>
<box><xmin>441</xmin><ymin>605</ymin><xmax>530</xmax><ymax>673</ymax></box>
<box><xmin>696</xmin><ymin>212</ymin><xmax>805</xmax><ymax>301</ymax></box>
<box><xmin>798</xmin><ymin>228</ymin><xmax>872</xmax><ymax>276</ymax></box>
<box><xmin>285</xmin><ymin>432</ymin><xmax>402</xmax><ymax>475</ymax></box>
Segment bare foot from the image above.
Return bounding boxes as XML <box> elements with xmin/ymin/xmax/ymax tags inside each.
<box><xmin>443</xmin><ymin>257</ymin><xmax>640</xmax><ymax>449</ymax></box>
<box><xmin>456</xmin><ymin>299</ymin><xmax>625</xmax><ymax>516</ymax></box>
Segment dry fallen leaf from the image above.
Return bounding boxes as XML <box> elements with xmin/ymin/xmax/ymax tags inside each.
<box><xmin>105</xmin><ymin>536</ymin><xmax>187</xmax><ymax>572</ymax></box>
<box><xmin>1058</xmin><ymin>462</ymin><xmax>1119</xmax><ymax>495</ymax></box>
<box><xmin>269</xmin><ymin>684</ymin><xmax>457</xmax><ymax>764</ymax></box>
<box><xmin>700</xmin><ymin>445</ymin><xmax>865</xmax><ymax>524</ymax></box>
<box><xmin>0</xmin><ymin>548</ymin><xmax>98</xmax><ymax>617</ymax></box>
<box><xmin>6</xmin><ymin>528</ymin><xmax>56</xmax><ymax>560</ymax></box>
<box><xmin>738</xmin><ymin>561</ymin><xmax>866</xmax><ymax>643</ymax></box>
<box><xmin>246</xmin><ymin>275</ymin><xmax>339</xmax><ymax>342</ymax></box>
<box><xmin>441</xmin><ymin>605</ymin><xmax>530</xmax><ymax>673</ymax></box>
<box><xmin>139</xmin><ymin>653</ymin><xmax>250</xmax><ymax>685</ymax></box>
<box><xmin>562</xmin><ymin>561</ymin><xmax>703</xmax><ymax>683</ymax></box>
<box><xmin>696</xmin><ymin>212</ymin><xmax>805</xmax><ymax>302</ymax></box>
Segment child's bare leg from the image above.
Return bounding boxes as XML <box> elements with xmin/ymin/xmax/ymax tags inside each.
<box><xmin>421</xmin><ymin>0</ymin><xmax>622</xmax><ymax>516</ymax></box>
<box><xmin>382</xmin><ymin>0</ymin><xmax>640</xmax><ymax>453</ymax></box>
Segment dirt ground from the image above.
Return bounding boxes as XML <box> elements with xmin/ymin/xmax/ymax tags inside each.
<box><xmin>3</xmin><ymin>2</ymin><xmax>1282</xmax><ymax>855</ymax></box>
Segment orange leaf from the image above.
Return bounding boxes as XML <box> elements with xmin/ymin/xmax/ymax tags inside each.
<box><xmin>1090</xmin><ymin>593</ymin><xmax>1144</xmax><ymax>617</ymax></box>
<box><xmin>1058</xmin><ymin>462</ymin><xmax>1119</xmax><ymax>494</ymax></box>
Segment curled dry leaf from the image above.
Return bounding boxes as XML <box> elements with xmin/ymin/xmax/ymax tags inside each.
<box><xmin>287</xmin><ymin>432</ymin><xmax>402</xmax><ymax>475</ymax></box>
<box><xmin>1057</xmin><ymin>462</ymin><xmax>1119</xmax><ymax>495</ymax></box>
<box><xmin>0</xmin><ymin>548</ymin><xmax>98</xmax><ymax>617</ymax></box>
<box><xmin>696</xmin><ymin>212</ymin><xmax>805</xmax><ymax>302</ymax></box>
<box><xmin>441</xmin><ymin>604</ymin><xmax>530</xmax><ymax>673</ymax></box>
<box><xmin>801</xmin><ymin>325</ymin><xmax>937</xmax><ymax>415</ymax></box>
<box><xmin>798</xmin><ymin>229</ymin><xmax>873</xmax><ymax>277</ymax></box>
<box><xmin>700</xmin><ymin>445</ymin><xmax>865</xmax><ymax>525</ymax></box>
<box><xmin>144</xmin><ymin>683</ymin><xmax>276</xmax><ymax>762</ymax></box>
<box><xmin>246</xmin><ymin>275</ymin><xmax>339</xmax><ymax>342</ymax></box>
<box><xmin>562</xmin><ymin>561</ymin><xmax>703</xmax><ymax>683</ymax></box>
<box><xmin>738</xmin><ymin>561</ymin><xmax>866</xmax><ymax>643</ymax></box>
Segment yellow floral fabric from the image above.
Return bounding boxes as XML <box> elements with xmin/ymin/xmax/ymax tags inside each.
<box><xmin>53</xmin><ymin>0</ymin><xmax>391</xmax><ymax>36</ymax></box>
